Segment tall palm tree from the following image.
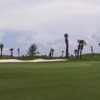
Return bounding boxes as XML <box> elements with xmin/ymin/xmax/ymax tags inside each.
<box><xmin>64</xmin><ymin>33</ymin><xmax>69</xmax><ymax>58</ymax></box>
<box><xmin>9</xmin><ymin>48</ymin><xmax>14</xmax><ymax>57</ymax></box>
<box><xmin>17</xmin><ymin>48</ymin><xmax>20</xmax><ymax>57</ymax></box>
<box><xmin>74</xmin><ymin>49</ymin><xmax>78</xmax><ymax>57</ymax></box>
<box><xmin>77</xmin><ymin>40</ymin><xmax>87</xmax><ymax>59</ymax></box>
<box><xmin>0</xmin><ymin>43</ymin><xmax>4</xmax><ymax>58</ymax></box>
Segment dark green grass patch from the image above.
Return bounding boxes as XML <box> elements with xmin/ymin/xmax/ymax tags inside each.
<box><xmin>0</xmin><ymin>55</ymin><xmax>66</xmax><ymax>60</ymax></box>
<box><xmin>0</xmin><ymin>61</ymin><xmax>100</xmax><ymax>100</ymax></box>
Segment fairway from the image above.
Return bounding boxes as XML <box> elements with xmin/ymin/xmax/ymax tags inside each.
<box><xmin>0</xmin><ymin>61</ymin><xmax>100</xmax><ymax>100</ymax></box>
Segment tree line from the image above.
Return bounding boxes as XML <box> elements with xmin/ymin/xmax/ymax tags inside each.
<box><xmin>0</xmin><ymin>34</ymin><xmax>100</xmax><ymax>59</ymax></box>
<box><xmin>0</xmin><ymin>43</ymin><xmax>38</xmax><ymax>58</ymax></box>
<box><xmin>64</xmin><ymin>33</ymin><xmax>100</xmax><ymax>59</ymax></box>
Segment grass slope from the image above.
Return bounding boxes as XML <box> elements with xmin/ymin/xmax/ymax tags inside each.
<box><xmin>69</xmin><ymin>53</ymin><xmax>100</xmax><ymax>61</ymax></box>
<box><xmin>0</xmin><ymin>61</ymin><xmax>100</xmax><ymax>100</ymax></box>
<box><xmin>82</xmin><ymin>53</ymin><xmax>100</xmax><ymax>61</ymax></box>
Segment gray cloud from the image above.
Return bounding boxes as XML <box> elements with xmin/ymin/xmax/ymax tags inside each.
<box><xmin>0</xmin><ymin>0</ymin><xmax>100</xmax><ymax>56</ymax></box>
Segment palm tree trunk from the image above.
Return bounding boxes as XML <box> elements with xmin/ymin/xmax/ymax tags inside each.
<box><xmin>1</xmin><ymin>51</ymin><xmax>2</xmax><ymax>58</ymax></box>
<box><xmin>62</xmin><ymin>52</ymin><xmax>63</xmax><ymax>57</ymax></box>
<box><xmin>77</xmin><ymin>51</ymin><xmax>79</xmax><ymax>59</ymax></box>
<box><xmin>75</xmin><ymin>53</ymin><xmax>76</xmax><ymax>57</ymax></box>
<box><xmin>80</xmin><ymin>49</ymin><xmax>82</xmax><ymax>59</ymax></box>
<box><xmin>0</xmin><ymin>49</ymin><xmax>2</xmax><ymax>59</ymax></box>
<box><xmin>66</xmin><ymin>45</ymin><xmax>69</xmax><ymax>58</ymax></box>
<box><xmin>17</xmin><ymin>49</ymin><xmax>20</xmax><ymax>57</ymax></box>
<box><xmin>99</xmin><ymin>46</ymin><xmax>100</xmax><ymax>53</ymax></box>
<box><xmin>62</xmin><ymin>51</ymin><xmax>64</xmax><ymax>57</ymax></box>
<box><xmin>18</xmin><ymin>52</ymin><xmax>20</xmax><ymax>57</ymax></box>
<box><xmin>77</xmin><ymin>48</ymin><xmax>80</xmax><ymax>59</ymax></box>
<box><xmin>11</xmin><ymin>51</ymin><xmax>13</xmax><ymax>57</ymax></box>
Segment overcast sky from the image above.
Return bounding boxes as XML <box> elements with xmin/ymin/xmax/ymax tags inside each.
<box><xmin>0</xmin><ymin>0</ymin><xmax>100</xmax><ymax>56</ymax></box>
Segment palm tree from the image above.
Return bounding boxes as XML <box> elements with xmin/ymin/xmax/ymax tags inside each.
<box><xmin>50</xmin><ymin>48</ymin><xmax>55</xmax><ymax>57</ymax></box>
<box><xmin>98</xmin><ymin>43</ymin><xmax>100</xmax><ymax>53</ymax></box>
<box><xmin>9</xmin><ymin>48</ymin><xmax>14</xmax><ymax>57</ymax></box>
<box><xmin>37</xmin><ymin>51</ymin><xmax>40</xmax><ymax>54</ymax></box>
<box><xmin>49</xmin><ymin>48</ymin><xmax>54</xmax><ymax>57</ymax></box>
<box><xmin>64</xmin><ymin>33</ymin><xmax>69</xmax><ymax>58</ymax></box>
<box><xmin>62</xmin><ymin>51</ymin><xmax>64</xmax><ymax>57</ymax></box>
<box><xmin>91</xmin><ymin>46</ymin><xmax>94</xmax><ymax>55</ymax></box>
<box><xmin>77</xmin><ymin>40</ymin><xmax>87</xmax><ymax>59</ymax></box>
<box><xmin>74</xmin><ymin>49</ymin><xmax>78</xmax><ymax>57</ymax></box>
<box><xmin>17</xmin><ymin>48</ymin><xmax>20</xmax><ymax>57</ymax></box>
<box><xmin>0</xmin><ymin>43</ymin><xmax>4</xmax><ymax>58</ymax></box>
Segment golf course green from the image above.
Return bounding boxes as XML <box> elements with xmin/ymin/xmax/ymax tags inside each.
<box><xmin>0</xmin><ymin>61</ymin><xmax>100</xmax><ymax>100</ymax></box>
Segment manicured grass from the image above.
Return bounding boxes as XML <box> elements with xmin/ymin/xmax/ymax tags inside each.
<box><xmin>0</xmin><ymin>61</ymin><xmax>100</xmax><ymax>100</ymax></box>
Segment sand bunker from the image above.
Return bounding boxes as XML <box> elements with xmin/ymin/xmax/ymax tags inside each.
<box><xmin>0</xmin><ymin>59</ymin><xmax>67</xmax><ymax>63</ymax></box>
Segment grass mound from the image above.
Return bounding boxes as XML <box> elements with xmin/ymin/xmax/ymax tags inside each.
<box><xmin>69</xmin><ymin>53</ymin><xmax>100</xmax><ymax>61</ymax></box>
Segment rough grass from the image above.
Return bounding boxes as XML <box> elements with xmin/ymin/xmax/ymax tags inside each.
<box><xmin>0</xmin><ymin>61</ymin><xmax>100</xmax><ymax>100</ymax></box>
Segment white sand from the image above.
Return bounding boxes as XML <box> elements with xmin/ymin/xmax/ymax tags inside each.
<box><xmin>0</xmin><ymin>59</ymin><xmax>67</xmax><ymax>63</ymax></box>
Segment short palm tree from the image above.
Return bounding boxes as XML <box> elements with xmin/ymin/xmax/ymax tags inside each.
<box><xmin>91</xmin><ymin>46</ymin><xmax>94</xmax><ymax>55</ymax></box>
<box><xmin>17</xmin><ymin>48</ymin><xmax>20</xmax><ymax>57</ymax></box>
<box><xmin>99</xmin><ymin>43</ymin><xmax>100</xmax><ymax>53</ymax></box>
<box><xmin>9</xmin><ymin>48</ymin><xmax>14</xmax><ymax>57</ymax></box>
<box><xmin>37</xmin><ymin>51</ymin><xmax>40</xmax><ymax>54</ymax></box>
<box><xmin>74</xmin><ymin>49</ymin><xmax>78</xmax><ymax>57</ymax></box>
<box><xmin>49</xmin><ymin>48</ymin><xmax>55</xmax><ymax>57</ymax></box>
<box><xmin>62</xmin><ymin>51</ymin><xmax>64</xmax><ymax>57</ymax></box>
<box><xmin>77</xmin><ymin>40</ymin><xmax>87</xmax><ymax>59</ymax></box>
<box><xmin>0</xmin><ymin>43</ymin><xmax>4</xmax><ymax>58</ymax></box>
<box><xmin>64</xmin><ymin>33</ymin><xmax>69</xmax><ymax>58</ymax></box>
<box><xmin>50</xmin><ymin>48</ymin><xmax>55</xmax><ymax>57</ymax></box>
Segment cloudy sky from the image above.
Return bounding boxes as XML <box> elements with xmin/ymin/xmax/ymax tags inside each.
<box><xmin>0</xmin><ymin>0</ymin><xmax>100</xmax><ymax>56</ymax></box>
